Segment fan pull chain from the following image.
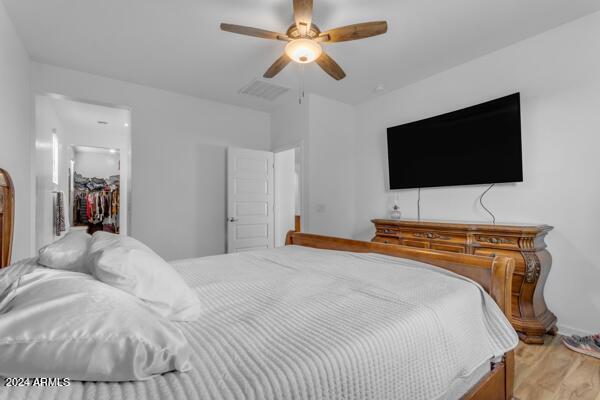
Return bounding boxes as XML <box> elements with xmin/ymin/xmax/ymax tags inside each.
<box><xmin>298</xmin><ymin>64</ymin><xmax>305</xmax><ymax>104</ymax></box>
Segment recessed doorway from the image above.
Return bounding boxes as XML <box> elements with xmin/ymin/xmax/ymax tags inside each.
<box><xmin>70</xmin><ymin>146</ymin><xmax>121</xmax><ymax>235</ymax></box>
<box><xmin>34</xmin><ymin>94</ymin><xmax>131</xmax><ymax>250</ymax></box>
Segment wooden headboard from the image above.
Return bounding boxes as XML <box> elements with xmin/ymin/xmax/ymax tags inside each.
<box><xmin>0</xmin><ymin>168</ymin><xmax>14</xmax><ymax>268</ymax></box>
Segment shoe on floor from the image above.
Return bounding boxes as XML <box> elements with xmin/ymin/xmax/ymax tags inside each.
<box><xmin>562</xmin><ymin>335</ymin><xmax>600</xmax><ymax>359</ymax></box>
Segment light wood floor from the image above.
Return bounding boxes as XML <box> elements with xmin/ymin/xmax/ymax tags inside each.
<box><xmin>514</xmin><ymin>335</ymin><xmax>600</xmax><ymax>399</ymax></box>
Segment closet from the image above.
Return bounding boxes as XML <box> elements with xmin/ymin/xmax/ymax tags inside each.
<box><xmin>72</xmin><ymin>174</ymin><xmax>120</xmax><ymax>234</ymax></box>
<box><xmin>69</xmin><ymin>146</ymin><xmax>121</xmax><ymax>235</ymax></box>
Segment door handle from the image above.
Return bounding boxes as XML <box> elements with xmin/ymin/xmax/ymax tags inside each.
<box><xmin>228</xmin><ymin>217</ymin><xmax>238</xmax><ymax>222</ymax></box>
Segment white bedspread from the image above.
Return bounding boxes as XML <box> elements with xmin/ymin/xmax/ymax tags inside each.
<box><xmin>0</xmin><ymin>245</ymin><xmax>517</xmax><ymax>400</ymax></box>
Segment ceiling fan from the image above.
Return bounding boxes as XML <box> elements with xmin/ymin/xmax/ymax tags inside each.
<box><xmin>220</xmin><ymin>0</ymin><xmax>388</xmax><ymax>81</ymax></box>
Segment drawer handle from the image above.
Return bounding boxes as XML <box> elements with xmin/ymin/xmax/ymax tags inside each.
<box><xmin>383</xmin><ymin>229</ymin><xmax>393</xmax><ymax>234</ymax></box>
<box><xmin>414</xmin><ymin>232</ymin><xmax>450</xmax><ymax>240</ymax></box>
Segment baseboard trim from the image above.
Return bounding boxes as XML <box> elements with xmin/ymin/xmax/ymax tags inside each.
<box><xmin>557</xmin><ymin>323</ymin><xmax>595</xmax><ymax>337</ymax></box>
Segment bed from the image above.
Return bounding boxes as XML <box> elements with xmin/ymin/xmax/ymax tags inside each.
<box><xmin>0</xmin><ymin>168</ymin><xmax>517</xmax><ymax>400</ymax></box>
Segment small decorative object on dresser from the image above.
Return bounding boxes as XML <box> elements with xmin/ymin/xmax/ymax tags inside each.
<box><xmin>390</xmin><ymin>204</ymin><xmax>402</xmax><ymax>220</ymax></box>
<box><xmin>372</xmin><ymin>218</ymin><xmax>557</xmax><ymax>344</ymax></box>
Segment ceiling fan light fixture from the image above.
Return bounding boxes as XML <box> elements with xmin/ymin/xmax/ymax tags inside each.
<box><xmin>220</xmin><ymin>1</ymin><xmax>388</xmax><ymax>80</ymax></box>
<box><xmin>285</xmin><ymin>38</ymin><xmax>322</xmax><ymax>64</ymax></box>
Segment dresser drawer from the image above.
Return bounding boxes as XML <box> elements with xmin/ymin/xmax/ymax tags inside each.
<box><xmin>400</xmin><ymin>230</ymin><xmax>466</xmax><ymax>246</ymax></box>
<box><xmin>401</xmin><ymin>239</ymin><xmax>429</xmax><ymax>248</ymax></box>
<box><xmin>376</xmin><ymin>226</ymin><xmax>400</xmax><ymax>236</ymax></box>
<box><xmin>473</xmin><ymin>234</ymin><xmax>520</xmax><ymax>249</ymax></box>
<box><xmin>430</xmin><ymin>243</ymin><xmax>466</xmax><ymax>253</ymax></box>
<box><xmin>373</xmin><ymin>237</ymin><xmax>400</xmax><ymax>245</ymax></box>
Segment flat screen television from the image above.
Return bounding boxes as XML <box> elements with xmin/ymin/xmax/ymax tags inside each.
<box><xmin>387</xmin><ymin>93</ymin><xmax>523</xmax><ymax>190</ymax></box>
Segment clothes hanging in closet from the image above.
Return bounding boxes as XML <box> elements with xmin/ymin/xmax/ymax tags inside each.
<box><xmin>72</xmin><ymin>173</ymin><xmax>120</xmax><ymax>234</ymax></box>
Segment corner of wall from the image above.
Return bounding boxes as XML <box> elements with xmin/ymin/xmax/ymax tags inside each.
<box><xmin>0</xmin><ymin>2</ymin><xmax>35</xmax><ymax>260</ymax></box>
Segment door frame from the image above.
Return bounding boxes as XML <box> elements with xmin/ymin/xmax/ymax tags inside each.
<box><xmin>33</xmin><ymin>92</ymin><xmax>133</xmax><ymax>244</ymax></box>
<box><xmin>272</xmin><ymin>140</ymin><xmax>306</xmax><ymax>234</ymax></box>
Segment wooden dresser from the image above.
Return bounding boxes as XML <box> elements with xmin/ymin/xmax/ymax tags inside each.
<box><xmin>372</xmin><ymin>219</ymin><xmax>556</xmax><ymax>344</ymax></box>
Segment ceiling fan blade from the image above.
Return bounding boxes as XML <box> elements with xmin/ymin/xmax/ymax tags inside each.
<box><xmin>263</xmin><ymin>54</ymin><xmax>292</xmax><ymax>78</ymax></box>
<box><xmin>315</xmin><ymin>52</ymin><xmax>346</xmax><ymax>80</ymax></box>
<box><xmin>220</xmin><ymin>23</ymin><xmax>289</xmax><ymax>41</ymax></box>
<box><xmin>293</xmin><ymin>0</ymin><xmax>313</xmax><ymax>37</ymax></box>
<box><xmin>319</xmin><ymin>21</ymin><xmax>387</xmax><ymax>43</ymax></box>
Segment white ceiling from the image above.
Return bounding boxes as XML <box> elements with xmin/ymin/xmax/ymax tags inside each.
<box><xmin>7</xmin><ymin>0</ymin><xmax>600</xmax><ymax>111</ymax></box>
<box><xmin>44</xmin><ymin>95</ymin><xmax>131</xmax><ymax>155</ymax></box>
<box><xmin>48</xmin><ymin>96</ymin><xmax>130</xmax><ymax>138</ymax></box>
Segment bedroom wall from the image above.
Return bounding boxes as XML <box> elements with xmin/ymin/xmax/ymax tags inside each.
<box><xmin>274</xmin><ymin>148</ymin><xmax>295</xmax><ymax>247</ymax></box>
<box><xmin>307</xmin><ymin>95</ymin><xmax>355</xmax><ymax>238</ymax></box>
<box><xmin>270</xmin><ymin>94</ymin><xmax>355</xmax><ymax>237</ymax></box>
<box><xmin>74</xmin><ymin>150</ymin><xmax>120</xmax><ymax>179</ymax></box>
<box><xmin>353</xmin><ymin>11</ymin><xmax>600</xmax><ymax>335</ymax></box>
<box><xmin>0</xmin><ymin>2</ymin><xmax>33</xmax><ymax>260</ymax></box>
<box><xmin>33</xmin><ymin>95</ymin><xmax>65</xmax><ymax>249</ymax></box>
<box><xmin>31</xmin><ymin>63</ymin><xmax>270</xmax><ymax>260</ymax></box>
<box><xmin>271</xmin><ymin>98</ymin><xmax>310</xmax><ymax>230</ymax></box>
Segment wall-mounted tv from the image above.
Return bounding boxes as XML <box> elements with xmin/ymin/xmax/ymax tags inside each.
<box><xmin>387</xmin><ymin>93</ymin><xmax>523</xmax><ymax>190</ymax></box>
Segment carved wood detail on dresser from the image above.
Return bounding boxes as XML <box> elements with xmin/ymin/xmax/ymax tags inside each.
<box><xmin>372</xmin><ymin>219</ymin><xmax>557</xmax><ymax>344</ymax></box>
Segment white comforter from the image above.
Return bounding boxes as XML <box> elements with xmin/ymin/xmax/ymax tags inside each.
<box><xmin>0</xmin><ymin>245</ymin><xmax>518</xmax><ymax>400</ymax></box>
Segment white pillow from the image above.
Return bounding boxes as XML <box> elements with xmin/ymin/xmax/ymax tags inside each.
<box><xmin>0</xmin><ymin>266</ymin><xmax>191</xmax><ymax>381</ymax></box>
<box><xmin>88</xmin><ymin>232</ymin><xmax>202</xmax><ymax>321</ymax></box>
<box><xmin>38</xmin><ymin>230</ymin><xmax>91</xmax><ymax>273</ymax></box>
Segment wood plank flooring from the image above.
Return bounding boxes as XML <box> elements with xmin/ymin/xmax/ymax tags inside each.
<box><xmin>514</xmin><ymin>335</ymin><xmax>600</xmax><ymax>400</ymax></box>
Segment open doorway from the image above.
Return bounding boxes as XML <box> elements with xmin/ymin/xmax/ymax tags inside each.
<box><xmin>70</xmin><ymin>146</ymin><xmax>121</xmax><ymax>235</ymax></box>
<box><xmin>225</xmin><ymin>145</ymin><xmax>302</xmax><ymax>252</ymax></box>
<box><xmin>34</xmin><ymin>94</ymin><xmax>131</xmax><ymax>250</ymax></box>
<box><xmin>274</xmin><ymin>146</ymin><xmax>302</xmax><ymax>247</ymax></box>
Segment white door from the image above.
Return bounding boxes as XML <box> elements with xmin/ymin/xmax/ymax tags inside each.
<box><xmin>227</xmin><ymin>147</ymin><xmax>274</xmax><ymax>253</ymax></box>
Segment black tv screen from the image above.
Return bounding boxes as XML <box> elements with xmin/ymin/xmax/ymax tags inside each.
<box><xmin>387</xmin><ymin>93</ymin><xmax>523</xmax><ymax>190</ymax></box>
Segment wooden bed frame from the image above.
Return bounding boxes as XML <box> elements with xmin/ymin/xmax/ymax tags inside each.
<box><xmin>0</xmin><ymin>165</ymin><xmax>514</xmax><ymax>398</ymax></box>
<box><xmin>0</xmin><ymin>168</ymin><xmax>14</xmax><ymax>268</ymax></box>
<box><xmin>286</xmin><ymin>231</ymin><xmax>516</xmax><ymax>400</ymax></box>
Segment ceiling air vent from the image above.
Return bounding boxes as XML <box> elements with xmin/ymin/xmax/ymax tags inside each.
<box><xmin>239</xmin><ymin>79</ymin><xmax>289</xmax><ymax>101</ymax></box>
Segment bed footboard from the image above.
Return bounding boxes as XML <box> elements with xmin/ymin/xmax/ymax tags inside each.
<box><xmin>285</xmin><ymin>231</ymin><xmax>515</xmax><ymax>400</ymax></box>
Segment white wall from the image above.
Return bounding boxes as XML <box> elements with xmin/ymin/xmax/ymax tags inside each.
<box><xmin>270</xmin><ymin>94</ymin><xmax>355</xmax><ymax>237</ymax></box>
<box><xmin>74</xmin><ymin>150</ymin><xmax>119</xmax><ymax>179</ymax></box>
<box><xmin>307</xmin><ymin>95</ymin><xmax>355</xmax><ymax>238</ymax></box>
<box><xmin>352</xmin><ymin>12</ymin><xmax>600</xmax><ymax>335</ymax></box>
<box><xmin>32</xmin><ymin>63</ymin><xmax>270</xmax><ymax>260</ymax></box>
<box><xmin>0</xmin><ymin>2</ymin><xmax>33</xmax><ymax>260</ymax></box>
<box><xmin>274</xmin><ymin>148</ymin><xmax>295</xmax><ymax>247</ymax></box>
<box><xmin>33</xmin><ymin>95</ymin><xmax>64</xmax><ymax>249</ymax></box>
<box><xmin>271</xmin><ymin>98</ymin><xmax>310</xmax><ymax>230</ymax></box>
<box><xmin>271</xmin><ymin>99</ymin><xmax>309</xmax><ymax>151</ymax></box>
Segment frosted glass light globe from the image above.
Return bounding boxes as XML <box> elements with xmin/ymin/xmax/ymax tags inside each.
<box><xmin>285</xmin><ymin>39</ymin><xmax>322</xmax><ymax>64</ymax></box>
